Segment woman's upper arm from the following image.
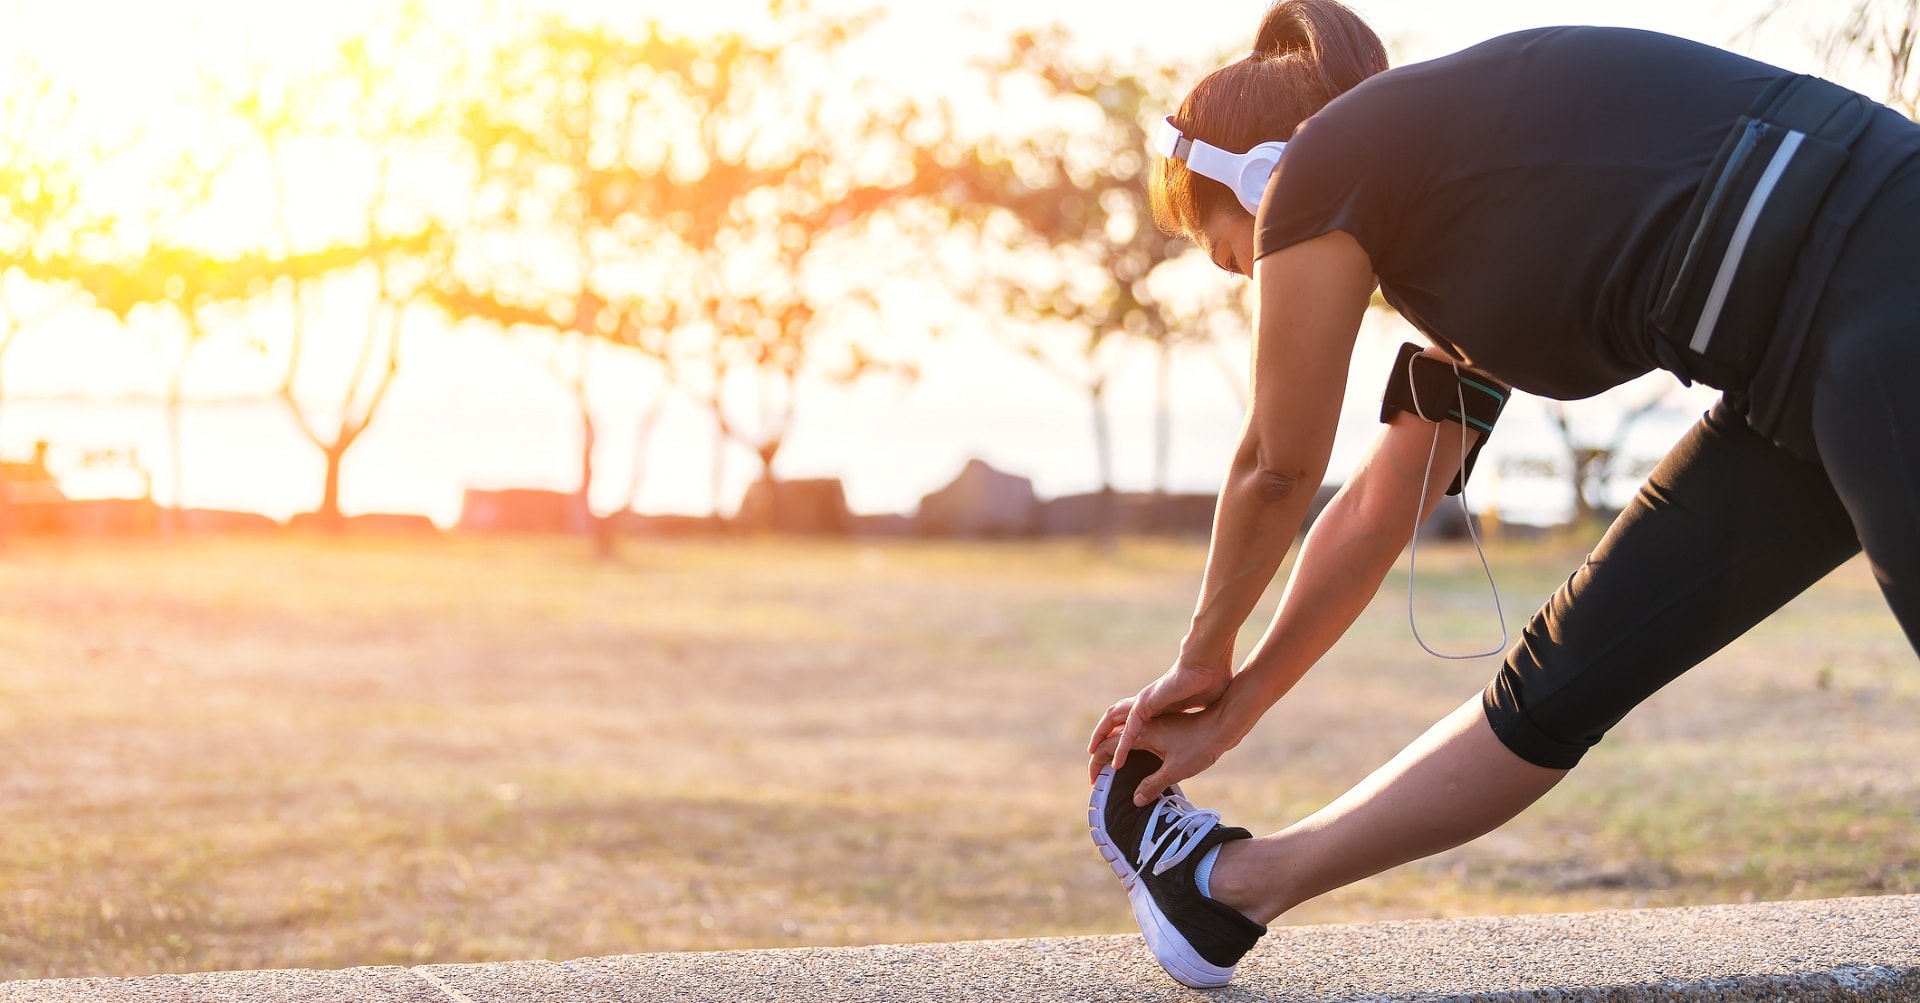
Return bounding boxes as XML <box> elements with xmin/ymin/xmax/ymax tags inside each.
<box><xmin>1346</xmin><ymin>345</ymin><xmax>1496</xmax><ymax>526</ymax></box>
<box><xmin>1243</xmin><ymin>230</ymin><xmax>1377</xmax><ymax>481</ymax></box>
<box><xmin>1355</xmin><ymin>409</ymin><xmax>1481</xmax><ymax>523</ymax></box>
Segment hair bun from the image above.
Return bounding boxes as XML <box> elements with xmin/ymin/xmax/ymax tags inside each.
<box><xmin>1254</xmin><ymin>0</ymin><xmax>1316</xmax><ymax>56</ymax></box>
<box><xmin>1251</xmin><ymin>0</ymin><xmax>1388</xmax><ymax>95</ymax></box>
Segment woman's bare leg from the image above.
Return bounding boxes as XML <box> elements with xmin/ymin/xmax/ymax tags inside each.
<box><xmin>1207</xmin><ymin>696</ymin><xmax>1568</xmax><ymax>924</ymax></box>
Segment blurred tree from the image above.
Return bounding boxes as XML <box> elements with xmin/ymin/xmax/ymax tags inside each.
<box><xmin>931</xmin><ymin>30</ymin><xmax>1232</xmax><ymax>545</ymax></box>
<box><xmin>56</xmin><ymin>244</ymin><xmax>244</xmax><ymax>530</ymax></box>
<box><xmin>1751</xmin><ymin>0</ymin><xmax>1920</xmax><ymax>118</ymax></box>
<box><xmin>1146</xmin><ymin>255</ymin><xmax>1256</xmax><ymax>497</ymax></box>
<box><xmin>449</xmin><ymin>17</ymin><xmax>685</xmax><ymax>553</ymax></box>
<box><xmin>456</xmin><ymin>6</ymin><xmax>925</xmax><ymax>540</ymax></box>
<box><xmin>1497</xmin><ymin>382</ymin><xmax>1679</xmax><ymax>530</ymax></box>
<box><xmin>1829</xmin><ymin>0</ymin><xmax>1920</xmax><ymax>116</ymax></box>
<box><xmin>39</xmin><ymin>149</ymin><xmax>408</xmax><ymax>535</ymax></box>
<box><xmin>1545</xmin><ymin>390</ymin><xmax>1671</xmax><ymax>528</ymax></box>
<box><xmin>72</xmin><ymin>149</ymin><xmax>251</xmax><ymax>531</ymax></box>
<box><xmin>0</xmin><ymin>66</ymin><xmax>98</xmax><ymax>547</ymax></box>
<box><xmin>143</xmin><ymin>162</ymin><xmax>232</xmax><ymax>532</ymax></box>
<box><xmin>230</xmin><ymin>11</ymin><xmax>455</xmax><ymax>532</ymax></box>
<box><xmin>605</xmin><ymin>6</ymin><xmax>926</xmax><ymax>528</ymax></box>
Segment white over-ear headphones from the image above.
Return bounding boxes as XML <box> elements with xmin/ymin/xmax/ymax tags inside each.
<box><xmin>1151</xmin><ymin>116</ymin><xmax>1287</xmax><ymax>216</ymax></box>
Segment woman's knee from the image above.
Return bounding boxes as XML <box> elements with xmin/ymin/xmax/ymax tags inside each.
<box><xmin>1480</xmin><ymin>666</ymin><xmax>1595</xmax><ymax>771</ymax></box>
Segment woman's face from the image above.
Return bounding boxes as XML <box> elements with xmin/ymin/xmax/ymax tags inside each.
<box><xmin>1197</xmin><ymin>210</ymin><xmax>1257</xmax><ymax>279</ymax></box>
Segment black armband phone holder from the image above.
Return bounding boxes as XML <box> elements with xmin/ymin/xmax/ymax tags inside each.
<box><xmin>1380</xmin><ymin>342</ymin><xmax>1509</xmax><ymax>495</ymax></box>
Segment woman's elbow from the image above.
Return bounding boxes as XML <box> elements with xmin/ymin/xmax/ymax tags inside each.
<box><xmin>1238</xmin><ymin>463</ymin><xmax>1309</xmax><ymax>505</ymax></box>
<box><xmin>1231</xmin><ymin>432</ymin><xmax>1318</xmax><ymax>506</ymax></box>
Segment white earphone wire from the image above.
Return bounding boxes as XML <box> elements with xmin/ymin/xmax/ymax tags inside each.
<box><xmin>1405</xmin><ymin>355</ymin><xmax>1508</xmax><ymax>660</ymax></box>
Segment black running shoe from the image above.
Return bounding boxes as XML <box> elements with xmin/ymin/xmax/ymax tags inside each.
<box><xmin>1088</xmin><ymin>751</ymin><xmax>1266</xmax><ymax>988</ymax></box>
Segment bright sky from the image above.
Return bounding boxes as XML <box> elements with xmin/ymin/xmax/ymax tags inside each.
<box><xmin>0</xmin><ymin>0</ymin><xmax>1847</xmax><ymax>525</ymax></box>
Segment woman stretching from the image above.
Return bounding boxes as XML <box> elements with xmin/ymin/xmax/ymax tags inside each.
<box><xmin>1085</xmin><ymin>0</ymin><xmax>1920</xmax><ymax>988</ymax></box>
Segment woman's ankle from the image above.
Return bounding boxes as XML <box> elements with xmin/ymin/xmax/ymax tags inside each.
<box><xmin>1205</xmin><ymin>836</ymin><xmax>1292</xmax><ymax>925</ymax></box>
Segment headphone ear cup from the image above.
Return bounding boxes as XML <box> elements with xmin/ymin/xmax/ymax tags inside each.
<box><xmin>1233</xmin><ymin>142</ymin><xmax>1287</xmax><ymax>215</ymax></box>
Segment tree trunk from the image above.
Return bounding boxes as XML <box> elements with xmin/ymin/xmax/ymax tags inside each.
<box><xmin>1151</xmin><ymin>339</ymin><xmax>1173</xmax><ymax>534</ymax></box>
<box><xmin>709</xmin><ymin>413</ymin><xmax>729</xmax><ymax>530</ymax></box>
<box><xmin>166</xmin><ymin>375</ymin><xmax>187</xmax><ymax>535</ymax></box>
<box><xmin>613</xmin><ymin>394</ymin><xmax>667</xmax><ymax>526</ymax></box>
<box><xmin>1090</xmin><ymin>380</ymin><xmax>1117</xmax><ymax>553</ymax></box>
<box><xmin>0</xmin><ymin>377</ymin><xmax>10</xmax><ymax>552</ymax></box>
<box><xmin>1568</xmin><ymin>448</ymin><xmax>1601</xmax><ymax>529</ymax></box>
<box><xmin>590</xmin><ymin>505</ymin><xmax>615</xmax><ymax>558</ymax></box>
<box><xmin>317</xmin><ymin>443</ymin><xmax>347</xmax><ymax>533</ymax></box>
<box><xmin>577</xmin><ymin>403</ymin><xmax>613</xmax><ymax>558</ymax></box>
<box><xmin>748</xmin><ymin>444</ymin><xmax>780</xmax><ymax>533</ymax></box>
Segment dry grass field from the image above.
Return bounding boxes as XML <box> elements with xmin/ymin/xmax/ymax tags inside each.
<box><xmin>0</xmin><ymin>533</ymin><xmax>1915</xmax><ymax>979</ymax></box>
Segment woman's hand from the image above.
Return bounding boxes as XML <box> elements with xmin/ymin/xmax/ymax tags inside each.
<box><xmin>1085</xmin><ymin>658</ymin><xmax>1230</xmax><ymax>779</ymax></box>
<box><xmin>1087</xmin><ymin>695</ymin><xmax>1244</xmax><ymax>806</ymax></box>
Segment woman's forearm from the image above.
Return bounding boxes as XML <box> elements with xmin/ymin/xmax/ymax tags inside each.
<box><xmin>1178</xmin><ymin>444</ymin><xmax>1327</xmax><ymax>671</ymax></box>
<box><xmin>1217</xmin><ymin>485</ymin><xmax>1418</xmax><ymax>732</ymax></box>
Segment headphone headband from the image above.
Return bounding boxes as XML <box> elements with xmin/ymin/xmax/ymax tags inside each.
<box><xmin>1152</xmin><ymin>116</ymin><xmax>1286</xmax><ymax>216</ymax></box>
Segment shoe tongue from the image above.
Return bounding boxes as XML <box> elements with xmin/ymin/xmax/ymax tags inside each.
<box><xmin>1157</xmin><ymin>821</ymin><xmax>1251</xmax><ymax>874</ymax></box>
<box><xmin>1195</xmin><ymin>823</ymin><xmax>1253</xmax><ymax>854</ymax></box>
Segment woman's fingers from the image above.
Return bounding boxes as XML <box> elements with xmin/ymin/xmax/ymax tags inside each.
<box><xmin>1087</xmin><ymin>699</ymin><xmax>1134</xmax><ymax>784</ymax></box>
<box><xmin>1086</xmin><ymin>699</ymin><xmax>1133</xmax><ymax>756</ymax></box>
<box><xmin>1095</xmin><ymin>714</ymin><xmax>1175</xmax><ymax>796</ymax></box>
<box><xmin>1110</xmin><ymin>697</ymin><xmax>1153</xmax><ymax>772</ymax></box>
<box><xmin>1088</xmin><ymin>729</ymin><xmax>1125</xmax><ymax>783</ymax></box>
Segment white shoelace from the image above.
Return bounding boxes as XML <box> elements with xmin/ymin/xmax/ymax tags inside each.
<box><xmin>1133</xmin><ymin>792</ymin><xmax>1222</xmax><ymax>879</ymax></box>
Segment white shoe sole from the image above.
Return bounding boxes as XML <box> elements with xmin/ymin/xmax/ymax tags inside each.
<box><xmin>1088</xmin><ymin>768</ymin><xmax>1236</xmax><ymax>989</ymax></box>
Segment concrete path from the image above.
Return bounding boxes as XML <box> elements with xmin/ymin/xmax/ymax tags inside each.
<box><xmin>5</xmin><ymin>894</ymin><xmax>1917</xmax><ymax>1001</ymax></box>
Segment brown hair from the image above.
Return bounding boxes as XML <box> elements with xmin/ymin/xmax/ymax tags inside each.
<box><xmin>1150</xmin><ymin>0</ymin><xmax>1389</xmax><ymax>239</ymax></box>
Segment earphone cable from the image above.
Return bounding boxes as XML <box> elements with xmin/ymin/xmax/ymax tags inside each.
<box><xmin>1406</xmin><ymin>361</ymin><xmax>1509</xmax><ymax>660</ymax></box>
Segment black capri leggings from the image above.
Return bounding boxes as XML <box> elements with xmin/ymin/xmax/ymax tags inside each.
<box><xmin>1483</xmin><ymin>166</ymin><xmax>1920</xmax><ymax>770</ymax></box>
